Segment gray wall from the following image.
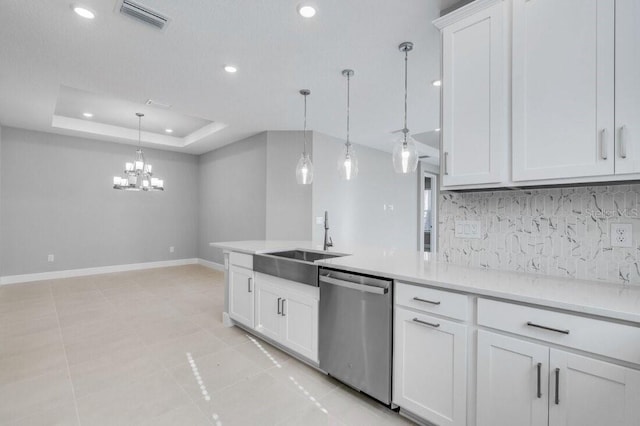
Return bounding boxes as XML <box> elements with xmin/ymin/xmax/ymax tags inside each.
<box><xmin>265</xmin><ymin>131</ymin><xmax>312</xmax><ymax>240</ymax></box>
<box><xmin>0</xmin><ymin>127</ymin><xmax>199</xmax><ymax>276</ymax></box>
<box><xmin>312</xmin><ymin>132</ymin><xmax>419</xmax><ymax>250</ymax></box>
<box><xmin>198</xmin><ymin>132</ymin><xmax>268</xmax><ymax>264</ymax></box>
<box><xmin>0</xmin><ymin>125</ymin><xmax>2</xmax><ymax>277</ymax></box>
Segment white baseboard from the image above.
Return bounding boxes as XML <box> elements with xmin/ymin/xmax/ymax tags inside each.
<box><xmin>0</xmin><ymin>258</ymin><xmax>199</xmax><ymax>286</ymax></box>
<box><xmin>197</xmin><ymin>258</ymin><xmax>225</xmax><ymax>271</ymax></box>
<box><xmin>222</xmin><ymin>312</ymin><xmax>233</xmax><ymax>327</ymax></box>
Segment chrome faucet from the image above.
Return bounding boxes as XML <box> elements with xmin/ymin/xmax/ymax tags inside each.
<box><xmin>323</xmin><ymin>210</ymin><xmax>333</xmax><ymax>251</ymax></box>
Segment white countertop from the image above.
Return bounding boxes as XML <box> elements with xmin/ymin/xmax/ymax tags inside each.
<box><xmin>210</xmin><ymin>240</ymin><xmax>640</xmax><ymax>324</ymax></box>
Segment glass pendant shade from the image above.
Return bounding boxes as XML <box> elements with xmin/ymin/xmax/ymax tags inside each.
<box><xmin>338</xmin><ymin>144</ymin><xmax>358</xmax><ymax>180</ymax></box>
<box><xmin>296</xmin><ymin>153</ymin><xmax>314</xmax><ymax>185</ymax></box>
<box><xmin>393</xmin><ymin>41</ymin><xmax>419</xmax><ymax>174</ymax></box>
<box><xmin>296</xmin><ymin>89</ymin><xmax>313</xmax><ymax>185</ymax></box>
<box><xmin>392</xmin><ymin>133</ymin><xmax>419</xmax><ymax>174</ymax></box>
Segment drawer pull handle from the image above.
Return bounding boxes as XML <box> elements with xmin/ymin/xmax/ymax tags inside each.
<box><xmin>413</xmin><ymin>297</ymin><xmax>441</xmax><ymax>305</ymax></box>
<box><xmin>247</xmin><ymin>277</ymin><xmax>253</xmax><ymax>293</ymax></box>
<box><xmin>554</xmin><ymin>368</ymin><xmax>560</xmax><ymax>405</ymax></box>
<box><xmin>413</xmin><ymin>318</ymin><xmax>440</xmax><ymax>328</ymax></box>
<box><xmin>536</xmin><ymin>362</ymin><xmax>542</xmax><ymax>398</ymax></box>
<box><xmin>281</xmin><ymin>299</ymin><xmax>286</xmax><ymax>317</ymax></box>
<box><xmin>277</xmin><ymin>297</ymin><xmax>282</xmax><ymax>315</ymax></box>
<box><xmin>526</xmin><ymin>321</ymin><xmax>570</xmax><ymax>335</ymax></box>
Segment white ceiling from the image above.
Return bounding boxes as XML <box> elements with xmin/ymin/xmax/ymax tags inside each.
<box><xmin>0</xmin><ymin>0</ymin><xmax>450</xmax><ymax>156</ymax></box>
<box><xmin>54</xmin><ymin>86</ymin><xmax>213</xmax><ymax>138</ymax></box>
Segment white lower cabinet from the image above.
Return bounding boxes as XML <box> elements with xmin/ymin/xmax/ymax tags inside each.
<box><xmin>253</xmin><ymin>273</ymin><xmax>318</xmax><ymax>363</ymax></box>
<box><xmin>548</xmin><ymin>349</ymin><xmax>640</xmax><ymax>426</ymax></box>
<box><xmin>228</xmin><ymin>265</ymin><xmax>254</xmax><ymax>328</ymax></box>
<box><xmin>477</xmin><ymin>330</ymin><xmax>640</xmax><ymax>426</ymax></box>
<box><xmin>476</xmin><ymin>330</ymin><xmax>549</xmax><ymax>426</ymax></box>
<box><xmin>393</xmin><ymin>307</ymin><xmax>467</xmax><ymax>426</ymax></box>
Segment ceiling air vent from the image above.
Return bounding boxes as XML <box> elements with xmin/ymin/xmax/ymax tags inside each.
<box><xmin>118</xmin><ymin>0</ymin><xmax>170</xmax><ymax>30</ymax></box>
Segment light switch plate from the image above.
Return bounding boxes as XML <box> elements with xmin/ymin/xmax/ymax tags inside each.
<box><xmin>316</xmin><ymin>216</ymin><xmax>324</xmax><ymax>225</ymax></box>
<box><xmin>611</xmin><ymin>223</ymin><xmax>633</xmax><ymax>248</ymax></box>
<box><xmin>455</xmin><ymin>220</ymin><xmax>482</xmax><ymax>239</ymax></box>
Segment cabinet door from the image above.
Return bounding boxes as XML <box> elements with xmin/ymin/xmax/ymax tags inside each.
<box><xmin>280</xmin><ymin>290</ymin><xmax>318</xmax><ymax>362</ymax></box>
<box><xmin>441</xmin><ymin>1</ymin><xmax>507</xmax><ymax>187</ymax></box>
<box><xmin>476</xmin><ymin>331</ymin><xmax>549</xmax><ymax>426</ymax></box>
<box><xmin>253</xmin><ymin>279</ymin><xmax>282</xmax><ymax>342</ymax></box>
<box><xmin>512</xmin><ymin>0</ymin><xmax>615</xmax><ymax>181</ymax></box>
<box><xmin>549</xmin><ymin>349</ymin><xmax>640</xmax><ymax>426</ymax></box>
<box><xmin>614</xmin><ymin>0</ymin><xmax>640</xmax><ymax>174</ymax></box>
<box><xmin>228</xmin><ymin>265</ymin><xmax>254</xmax><ymax>328</ymax></box>
<box><xmin>393</xmin><ymin>308</ymin><xmax>467</xmax><ymax>426</ymax></box>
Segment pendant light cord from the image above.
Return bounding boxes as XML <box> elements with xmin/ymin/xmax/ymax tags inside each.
<box><xmin>346</xmin><ymin>73</ymin><xmax>351</xmax><ymax>149</ymax></box>
<box><xmin>403</xmin><ymin>48</ymin><xmax>409</xmax><ymax>142</ymax></box>
<box><xmin>303</xmin><ymin>94</ymin><xmax>308</xmax><ymax>156</ymax></box>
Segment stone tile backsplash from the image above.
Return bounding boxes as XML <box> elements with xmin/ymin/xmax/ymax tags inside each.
<box><xmin>438</xmin><ymin>185</ymin><xmax>640</xmax><ymax>285</ymax></box>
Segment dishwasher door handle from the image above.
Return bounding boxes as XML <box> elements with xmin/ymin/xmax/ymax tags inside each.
<box><xmin>319</xmin><ymin>275</ymin><xmax>388</xmax><ymax>295</ymax></box>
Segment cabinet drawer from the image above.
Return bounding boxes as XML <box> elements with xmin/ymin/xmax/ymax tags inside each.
<box><xmin>229</xmin><ymin>252</ymin><xmax>253</xmax><ymax>269</ymax></box>
<box><xmin>396</xmin><ymin>282</ymin><xmax>469</xmax><ymax>321</ymax></box>
<box><xmin>478</xmin><ymin>298</ymin><xmax>640</xmax><ymax>365</ymax></box>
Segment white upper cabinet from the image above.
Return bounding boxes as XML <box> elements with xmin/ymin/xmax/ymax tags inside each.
<box><xmin>439</xmin><ymin>0</ymin><xmax>508</xmax><ymax>188</ymax></box>
<box><xmin>614</xmin><ymin>0</ymin><xmax>640</xmax><ymax>175</ymax></box>
<box><xmin>511</xmin><ymin>0</ymin><xmax>615</xmax><ymax>181</ymax></box>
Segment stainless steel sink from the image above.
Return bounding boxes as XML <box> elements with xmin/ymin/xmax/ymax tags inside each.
<box><xmin>253</xmin><ymin>249</ymin><xmax>349</xmax><ymax>286</ymax></box>
<box><xmin>267</xmin><ymin>250</ymin><xmax>345</xmax><ymax>262</ymax></box>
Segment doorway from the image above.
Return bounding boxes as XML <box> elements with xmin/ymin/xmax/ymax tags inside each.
<box><xmin>420</xmin><ymin>170</ymin><xmax>438</xmax><ymax>258</ymax></box>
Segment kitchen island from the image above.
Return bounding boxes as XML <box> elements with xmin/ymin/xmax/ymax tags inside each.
<box><xmin>211</xmin><ymin>240</ymin><xmax>640</xmax><ymax>426</ymax></box>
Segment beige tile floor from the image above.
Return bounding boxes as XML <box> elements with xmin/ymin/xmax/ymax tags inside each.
<box><xmin>0</xmin><ymin>265</ymin><xmax>414</xmax><ymax>426</ymax></box>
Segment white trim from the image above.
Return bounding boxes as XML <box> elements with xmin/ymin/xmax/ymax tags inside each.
<box><xmin>197</xmin><ymin>258</ymin><xmax>224</xmax><ymax>271</ymax></box>
<box><xmin>222</xmin><ymin>312</ymin><xmax>234</xmax><ymax>327</ymax></box>
<box><xmin>0</xmin><ymin>258</ymin><xmax>198</xmax><ymax>286</ymax></box>
<box><xmin>433</xmin><ymin>0</ymin><xmax>503</xmax><ymax>29</ymax></box>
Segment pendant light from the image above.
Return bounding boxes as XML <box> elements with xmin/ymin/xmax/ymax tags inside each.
<box><xmin>296</xmin><ymin>89</ymin><xmax>314</xmax><ymax>185</ymax></box>
<box><xmin>392</xmin><ymin>41</ymin><xmax>419</xmax><ymax>174</ymax></box>
<box><xmin>113</xmin><ymin>113</ymin><xmax>164</xmax><ymax>191</ymax></box>
<box><xmin>338</xmin><ymin>69</ymin><xmax>358</xmax><ymax>181</ymax></box>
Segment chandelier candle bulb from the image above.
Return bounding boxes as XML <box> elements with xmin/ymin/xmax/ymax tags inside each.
<box><xmin>125</xmin><ymin>162</ymin><xmax>134</xmax><ymax>172</ymax></box>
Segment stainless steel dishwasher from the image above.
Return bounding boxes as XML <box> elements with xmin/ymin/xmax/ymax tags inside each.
<box><xmin>318</xmin><ymin>267</ymin><xmax>393</xmax><ymax>405</ymax></box>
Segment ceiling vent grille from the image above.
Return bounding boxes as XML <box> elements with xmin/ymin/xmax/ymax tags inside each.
<box><xmin>119</xmin><ymin>0</ymin><xmax>170</xmax><ymax>30</ymax></box>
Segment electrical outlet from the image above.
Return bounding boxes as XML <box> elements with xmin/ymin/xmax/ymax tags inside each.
<box><xmin>611</xmin><ymin>223</ymin><xmax>633</xmax><ymax>248</ymax></box>
<box><xmin>455</xmin><ymin>220</ymin><xmax>482</xmax><ymax>239</ymax></box>
<box><xmin>47</xmin><ymin>254</ymin><xmax>54</xmax><ymax>262</ymax></box>
<box><xmin>316</xmin><ymin>216</ymin><xmax>324</xmax><ymax>225</ymax></box>
<box><xmin>169</xmin><ymin>246</ymin><xmax>175</xmax><ymax>253</ymax></box>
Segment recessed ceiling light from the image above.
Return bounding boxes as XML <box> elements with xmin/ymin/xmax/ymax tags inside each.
<box><xmin>224</xmin><ymin>65</ymin><xmax>237</xmax><ymax>73</ymax></box>
<box><xmin>165</xmin><ymin>128</ymin><xmax>173</xmax><ymax>133</ymax></box>
<box><xmin>82</xmin><ymin>112</ymin><xmax>93</xmax><ymax>118</ymax></box>
<box><xmin>297</xmin><ymin>4</ymin><xmax>316</xmax><ymax>18</ymax></box>
<box><xmin>435</xmin><ymin>128</ymin><xmax>441</xmax><ymax>132</ymax></box>
<box><xmin>432</xmin><ymin>80</ymin><xmax>442</xmax><ymax>87</ymax></box>
<box><xmin>72</xmin><ymin>5</ymin><xmax>95</xmax><ymax>19</ymax></box>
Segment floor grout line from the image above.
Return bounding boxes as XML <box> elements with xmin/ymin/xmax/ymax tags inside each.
<box><xmin>49</xmin><ymin>281</ymin><xmax>83</xmax><ymax>426</ymax></box>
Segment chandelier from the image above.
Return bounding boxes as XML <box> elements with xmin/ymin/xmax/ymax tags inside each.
<box><xmin>113</xmin><ymin>113</ymin><xmax>164</xmax><ymax>191</ymax></box>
